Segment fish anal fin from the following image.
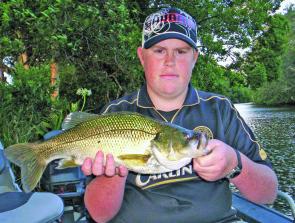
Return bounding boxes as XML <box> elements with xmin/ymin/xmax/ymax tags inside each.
<box><xmin>56</xmin><ymin>158</ymin><xmax>80</xmax><ymax>169</ymax></box>
<box><xmin>117</xmin><ymin>154</ymin><xmax>151</xmax><ymax>166</ymax></box>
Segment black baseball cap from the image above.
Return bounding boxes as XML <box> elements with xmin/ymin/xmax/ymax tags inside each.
<box><xmin>142</xmin><ymin>7</ymin><xmax>198</xmax><ymax>49</ymax></box>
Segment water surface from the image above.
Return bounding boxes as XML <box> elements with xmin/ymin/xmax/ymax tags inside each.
<box><xmin>235</xmin><ymin>103</ymin><xmax>295</xmax><ymax>217</ymax></box>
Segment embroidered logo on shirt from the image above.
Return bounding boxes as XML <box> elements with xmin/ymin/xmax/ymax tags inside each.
<box><xmin>193</xmin><ymin>126</ymin><xmax>214</xmax><ymax>139</ymax></box>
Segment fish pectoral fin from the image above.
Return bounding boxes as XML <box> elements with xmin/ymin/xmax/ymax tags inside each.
<box><xmin>56</xmin><ymin>158</ymin><xmax>80</xmax><ymax>169</ymax></box>
<box><xmin>117</xmin><ymin>154</ymin><xmax>151</xmax><ymax>166</ymax></box>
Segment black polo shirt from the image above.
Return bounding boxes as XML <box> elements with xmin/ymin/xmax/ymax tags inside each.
<box><xmin>100</xmin><ymin>83</ymin><xmax>271</xmax><ymax>223</ymax></box>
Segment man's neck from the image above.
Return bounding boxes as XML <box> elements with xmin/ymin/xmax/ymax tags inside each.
<box><xmin>147</xmin><ymin>88</ymin><xmax>188</xmax><ymax>112</ymax></box>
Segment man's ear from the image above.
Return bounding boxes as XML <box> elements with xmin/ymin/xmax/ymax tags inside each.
<box><xmin>193</xmin><ymin>50</ymin><xmax>199</xmax><ymax>65</ymax></box>
<box><xmin>137</xmin><ymin>47</ymin><xmax>144</xmax><ymax>67</ymax></box>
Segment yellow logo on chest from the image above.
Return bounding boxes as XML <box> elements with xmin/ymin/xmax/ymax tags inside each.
<box><xmin>193</xmin><ymin>126</ymin><xmax>213</xmax><ymax>139</ymax></box>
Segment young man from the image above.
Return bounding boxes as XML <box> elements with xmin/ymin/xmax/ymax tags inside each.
<box><xmin>81</xmin><ymin>7</ymin><xmax>278</xmax><ymax>223</ymax></box>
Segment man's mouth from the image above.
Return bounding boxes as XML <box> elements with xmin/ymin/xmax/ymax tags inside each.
<box><xmin>160</xmin><ymin>74</ymin><xmax>178</xmax><ymax>80</ymax></box>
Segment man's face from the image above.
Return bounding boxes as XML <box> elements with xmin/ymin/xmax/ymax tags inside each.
<box><xmin>137</xmin><ymin>39</ymin><xmax>198</xmax><ymax>100</ymax></box>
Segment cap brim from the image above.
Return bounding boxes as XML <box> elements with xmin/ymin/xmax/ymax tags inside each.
<box><xmin>143</xmin><ymin>33</ymin><xmax>197</xmax><ymax>50</ymax></box>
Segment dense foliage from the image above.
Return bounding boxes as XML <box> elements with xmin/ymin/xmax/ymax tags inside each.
<box><xmin>240</xmin><ymin>13</ymin><xmax>289</xmax><ymax>89</ymax></box>
<box><xmin>254</xmin><ymin>9</ymin><xmax>295</xmax><ymax>105</ymax></box>
<box><xmin>0</xmin><ymin>64</ymin><xmax>53</xmax><ymax>145</ymax></box>
<box><xmin>0</xmin><ymin>0</ymin><xmax>143</xmax><ymax>112</ymax></box>
<box><xmin>0</xmin><ymin>0</ymin><xmax>293</xmax><ymax>146</ymax></box>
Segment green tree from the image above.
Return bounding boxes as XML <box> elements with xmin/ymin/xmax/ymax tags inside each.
<box><xmin>192</xmin><ymin>55</ymin><xmax>251</xmax><ymax>102</ymax></box>
<box><xmin>244</xmin><ymin>62</ymin><xmax>267</xmax><ymax>89</ymax></box>
<box><xmin>254</xmin><ymin>7</ymin><xmax>295</xmax><ymax>105</ymax></box>
<box><xmin>0</xmin><ymin>1</ymin><xmax>284</xmax><ymax>107</ymax></box>
<box><xmin>242</xmin><ymin>13</ymin><xmax>289</xmax><ymax>88</ymax></box>
<box><xmin>0</xmin><ymin>0</ymin><xmax>143</xmax><ymax>112</ymax></box>
<box><xmin>0</xmin><ymin>64</ymin><xmax>54</xmax><ymax>146</ymax></box>
<box><xmin>281</xmin><ymin>8</ymin><xmax>295</xmax><ymax>104</ymax></box>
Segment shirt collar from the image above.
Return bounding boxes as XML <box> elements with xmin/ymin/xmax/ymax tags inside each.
<box><xmin>183</xmin><ymin>83</ymin><xmax>200</xmax><ymax>106</ymax></box>
<box><xmin>137</xmin><ymin>84</ymin><xmax>154</xmax><ymax>108</ymax></box>
<box><xmin>137</xmin><ymin>82</ymin><xmax>200</xmax><ymax>108</ymax></box>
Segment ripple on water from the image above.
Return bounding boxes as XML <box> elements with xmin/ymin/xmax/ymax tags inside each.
<box><xmin>235</xmin><ymin>103</ymin><xmax>295</xmax><ymax>217</ymax></box>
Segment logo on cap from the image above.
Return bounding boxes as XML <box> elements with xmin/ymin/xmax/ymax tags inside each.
<box><xmin>142</xmin><ymin>8</ymin><xmax>197</xmax><ymax>49</ymax></box>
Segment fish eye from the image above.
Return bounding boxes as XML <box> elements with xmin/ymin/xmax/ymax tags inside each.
<box><xmin>184</xmin><ymin>131</ymin><xmax>202</xmax><ymax>142</ymax></box>
<box><xmin>155</xmin><ymin>132</ymin><xmax>162</xmax><ymax>141</ymax></box>
<box><xmin>184</xmin><ymin>133</ymin><xmax>192</xmax><ymax>141</ymax></box>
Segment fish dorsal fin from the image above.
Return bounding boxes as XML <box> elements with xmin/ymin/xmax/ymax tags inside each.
<box><xmin>62</xmin><ymin>112</ymin><xmax>99</xmax><ymax>130</ymax></box>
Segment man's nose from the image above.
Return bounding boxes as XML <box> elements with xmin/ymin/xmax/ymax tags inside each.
<box><xmin>164</xmin><ymin>51</ymin><xmax>176</xmax><ymax>66</ymax></box>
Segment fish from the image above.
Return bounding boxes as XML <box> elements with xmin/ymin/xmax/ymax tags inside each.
<box><xmin>4</xmin><ymin>112</ymin><xmax>209</xmax><ymax>192</ymax></box>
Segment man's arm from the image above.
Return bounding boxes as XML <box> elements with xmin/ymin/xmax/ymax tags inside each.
<box><xmin>193</xmin><ymin>139</ymin><xmax>278</xmax><ymax>204</ymax></box>
<box><xmin>230</xmin><ymin>153</ymin><xmax>278</xmax><ymax>204</ymax></box>
<box><xmin>82</xmin><ymin>151</ymin><xmax>128</xmax><ymax>223</ymax></box>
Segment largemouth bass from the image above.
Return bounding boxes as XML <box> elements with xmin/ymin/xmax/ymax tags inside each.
<box><xmin>5</xmin><ymin>112</ymin><xmax>209</xmax><ymax>192</ymax></box>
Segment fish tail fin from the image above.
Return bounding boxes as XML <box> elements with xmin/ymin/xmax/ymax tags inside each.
<box><xmin>4</xmin><ymin>143</ymin><xmax>47</xmax><ymax>192</ymax></box>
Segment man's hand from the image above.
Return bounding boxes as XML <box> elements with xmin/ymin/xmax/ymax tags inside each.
<box><xmin>193</xmin><ymin>139</ymin><xmax>237</xmax><ymax>181</ymax></box>
<box><xmin>81</xmin><ymin>150</ymin><xmax>128</xmax><ymax>177</ymax></box>
<box><xmin>82</xmin><ymin>151</ymin><xmax>128</xmax><ymax>222</ymax></box>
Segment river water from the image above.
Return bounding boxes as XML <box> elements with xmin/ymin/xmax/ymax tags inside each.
<box><xmin>235</xmin><ymin>103</ymin><xmax>295</xmax><ymax>217</ymax></box>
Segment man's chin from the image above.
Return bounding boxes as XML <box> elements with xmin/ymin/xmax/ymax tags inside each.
<box><xmin>160</xmin><ymin>89</ymin><xmax>182</xmax><ymax>98</ymax></box>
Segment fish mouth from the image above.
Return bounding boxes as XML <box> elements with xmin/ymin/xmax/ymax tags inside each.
<box><xmin>185</xmin><ymin>131</ymin><xmax>210</xmax><ymax>157</ymax></box>
<box><xmin>195</xmin><ymin>132</ymin><xmax>210</xmax><ymax>156</ymax></box>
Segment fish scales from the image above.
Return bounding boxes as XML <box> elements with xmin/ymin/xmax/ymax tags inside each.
<box><xmin>37</xmin><ymin>113</ymin><xmax>161</xmax><ymax>161</ymax></box>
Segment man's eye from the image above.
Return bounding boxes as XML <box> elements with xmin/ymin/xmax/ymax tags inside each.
<box><xmin>177</xmin><ymin>49</ymin><xmax>187</xmax><ymax>54</ymax></box>
<box><xmin>154</xmin><ymin>49</ymin><xmax>164</xmax><ymax>54</ymax></box>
